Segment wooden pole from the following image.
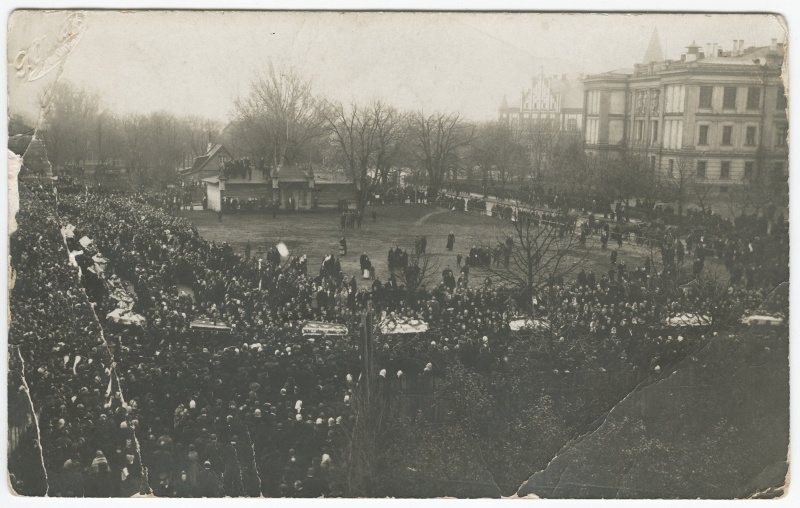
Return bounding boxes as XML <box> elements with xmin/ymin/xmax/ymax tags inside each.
<box><xmin>360</xmin><ymin>301</ymin><xmax>374</xmax><ymax>404</ymax></box>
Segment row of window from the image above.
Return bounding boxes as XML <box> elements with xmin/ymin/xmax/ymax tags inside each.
<box><xmin>697</xmin><ymin>123</ymin><xmax>787</xmax><ymax>147</ymax></box>
<box><xmin>698</xmin><ymin>124</ymin><xmax>741</xmax><ymax>146</ymax></box>
<box><xmin>698</xmin><ymin>86</ymin><xmax>757</xmax><ymax>110</ymax></box>
<box><xmin>671</xmin><ymin>159</ymin><xmax>786</xmax><ymax>180</ymax></box>
<box><xmin>632</xmin><ymin>119</ymin><xmax>686</xmax><ymax>148</ymax></box>
<box><xmin>626</xmin><ymin>85</ymin><xmax>784</xmax><ymax>117</ymax></box>
<box><xmin>698</xmin><ymin>84</ymin><xmax>787</xmax><ymax>110</ymax></box>
<box><xmin>507</xmin><ymin>117</ymin><xmax>578</xmax><ymax>131</ymax></box>
<box><xmin>631</xmin><ymin>120</ymin><xmax>787</xmax><ymax>148</ymax></box>
<box><xmin>588</xmin><ymin>84</ymin><xmax>786</xmax><ymax>120</ymax></box>
<box><xmin>632</xmin><ymin>121</ymin><xmax>786</xmax><ymax>148</ymax></box>
<box><xmin>522</xmin><ymin>101</ymin><xmax>558</xmax><ymax>111</ymax></box>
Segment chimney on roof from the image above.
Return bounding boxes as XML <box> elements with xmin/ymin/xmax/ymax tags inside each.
<box><xmin>732</xmin><ymin>40</ymin><xmax>738</xmax><ymax>56</ymax></box>
<box><xmin>739</xmin><ymin>40</ymin><xmax>744</xmax><ymax>55</ymax></box>
<box><xmin>685</xmin><ymin>41</ymin><xmax>700</xmax><ymax>62</ymax></box>
<box><xmin>771</xmin><ymin>38</ymin><xmax>778</xmax><ymax>51</ymax></box>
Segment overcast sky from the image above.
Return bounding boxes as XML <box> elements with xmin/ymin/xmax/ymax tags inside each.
<box><xmin>8</xmin><ymin>11</ymin><xmax>787</xmax><ymax>125</ymax></box>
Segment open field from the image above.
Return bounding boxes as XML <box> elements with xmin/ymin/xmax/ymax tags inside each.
<box><xmin>176</xmin><ymin>204</ymin><xmax>658</xmax><ymax>289</ymax></box>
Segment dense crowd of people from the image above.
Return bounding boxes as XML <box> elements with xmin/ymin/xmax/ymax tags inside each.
<box><xmin>143</xmin><ymin>182</ymin><xmax>200</xmax><ymax>212</ymax></box>
<box><xmin>435</xmin><ymin>194</ymin><xmax>465</xmax><ymax>211</ymax></box>
<box><xmin>7</xmin><ymin>176</ymin><xmax>787</xmax><ymax>498</ymax></box>
<box><xmin>220</xmin><ymin>196</ymin><xmax>280</xmax><ymax>214</ymax></box>
<box><xmin>369</xmin><ymin>185</ymin><xmax>429</xmax><ymax>205</ymax></box>
<box><xmin>221</xmin><ymin>158</ymin><xmax>254</xmax><ymax>180</ymax></box>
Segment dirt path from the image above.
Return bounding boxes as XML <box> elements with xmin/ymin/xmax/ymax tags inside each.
<box><xmin>414</xmin><ymin>208</ymin><xmax>450</xmax><ymax>225</ymax></box>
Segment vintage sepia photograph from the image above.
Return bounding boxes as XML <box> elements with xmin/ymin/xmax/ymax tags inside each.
<box><xmin>4</xmin><ymin>7</ymin><xmax>790</xmax><ymax>500</ymax></box>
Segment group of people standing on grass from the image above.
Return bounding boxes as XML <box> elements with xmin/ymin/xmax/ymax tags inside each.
<box><xmin>339</xmin><ymin>210</ymin><xmax>362</xmax><ymax>229</ymax></box>
<box><xmin>387</xmin><ymin>247</ymin><xmax>409</xmax><ymax>274</ymax></box>
<box><xmin>7</xmin><ymin>179</ymin><xmax>787</xmax><ymax>499</ymax></box>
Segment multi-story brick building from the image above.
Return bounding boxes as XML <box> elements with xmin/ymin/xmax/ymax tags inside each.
<box><xmin>583</xmin><ymin>33</ymin><xmax>787</xmax><ymax>195</ymax></box>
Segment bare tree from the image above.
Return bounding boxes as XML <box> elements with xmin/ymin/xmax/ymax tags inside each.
<box><xmin>724</xmin><ymin>170</ymin><xmax>772</xmax><ymax>218</ymax></box>
<box><xmin>233</xmin><ymin>63</ymin><xmax>324</xmax><ymax>167</ymax></box>
<box><xmin>182</xmin><ymin>115</ymin><xmax>223</xmax><ymax>157</ymax></box>
<box><xmin>481</xmin><ymin>205</ymin><xmax>590</xmax><ymax>301</ymax></box>
<box><xmin>41</xmin><ymin>81</ymin><xmax>100</xmax><ymax>172</ymax></box>
<box><xmin>39</xmin><ymin>80</ymin><xmax>221</xmax><ymax>186</ymax></box>
<box><xmin>662</xmin><ymin>154</ymin><xmax>696</xmax><ymax>222</ymax></box>
<box><xmin>144</xmin><ymin>111</ymin><xmax>183</xmax><ymax>172</ymax></box>
<box><xmin>319</xmin><ymin>100</ymin><xmax>381</xmax><ymax>211</ymax></box>
<box><xmin>372</xmin><ymin>104</ymin><xmax>408</xmax><ymax>187</ymax></box>
<box><xmin>549</xmin><ymin>134</ymin><xmax>588</xmax><ymax>193</ymax></box>
<box><xmin>591</xmin><ymin>154</ymin><xmax>620</xmax><ymax>202</ymax></box>
<box><xmin>692</xmin><ymin>179</ymin><xmax>716</xmax><ymax>216</ymax></box>
<box><xmin>521</xmin><ymin>117</ymin><xmax>559</xmax><ymax>183</ymax></box>
<box><xmin>92</xmin><ymin>111</ymin><xmax>123</xmax><ymax>166</ymax></box>
<box><xmin>111</xmin><ymin>111</ymin><xmax>195</xmax><ymax>187</ymax></box>
<box><xmin>469</xmin><ymin>122</ymin><xmax>495</xmax><ymax>191</ymax></box>
<box><xmin>223</xmin><ymin>117</ymin><xmax>262</xmax><ymax>160</ymax></box>
<box><xmin>471</xmin><ymin>122</ymin><xmax>529</xmax><ymax>193</ymax></box>
<box><xmin>409</xmin><ymin>111</ymin><xmax>474</xmax><ymax>195</ymax></box>
<box><xmin>396</xmin><ymin>248</ymin><xmax>441</xmax><ymax>293</ymax></box>
<box><xmin>585</xmin><ymin>153</ymin><xmax>609</xmax><ymax>194</ymax></box>
<box><xmin>119</xmin><ymin>113</ymin><xmax>146</xmax><ymax>174</ymax></box>
<box><xmin>595</xmin><ymin>152</ymin><xmax>657</xmax><ymax>207</ymax></box>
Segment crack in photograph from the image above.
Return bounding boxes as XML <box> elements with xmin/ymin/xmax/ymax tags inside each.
<box><xmin>5</xmin><ymin>8</ymin><xmax>790</xmax><ymax>500</ymax></box>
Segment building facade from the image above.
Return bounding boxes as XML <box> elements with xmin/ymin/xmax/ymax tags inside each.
<box><xmin>178</xmin><ymin>143</ymin><xmax>234</xmax><ymax>182</ymax></box>
<box><xmin>499</xmin><ymin>69</ymin><xmax>584</xmax><ymax>134</ymax></box>
<box><xmin>583</xmin><ymin>36</ymin><xmax>788</xmax><ymax>195</ymax></box>
<box><xmin>190</xmin><ymin>143</ymin><xmax>355</xmax><ymax>212</ymax></box>
<box><xmin>203</xmin><ymin>164</ymin><xmax>317</xmax><ymax>212</ymax></box>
